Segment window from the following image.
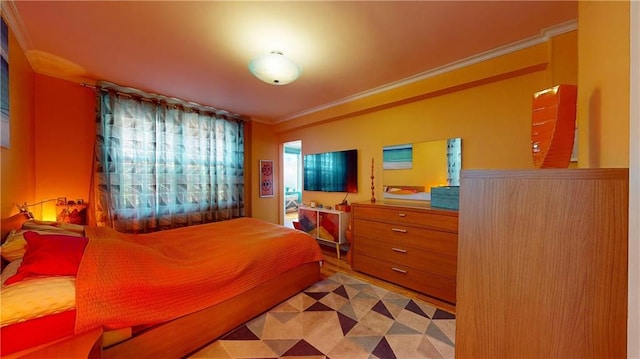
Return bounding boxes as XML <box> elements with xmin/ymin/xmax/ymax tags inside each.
<box><xmin>94</xmin><ymin>91</ymin><xmax>245</xmax><ymax>233</ymax></box>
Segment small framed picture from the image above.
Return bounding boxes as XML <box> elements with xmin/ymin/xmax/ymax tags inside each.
<box><xmin>76</xmin><ymin>199</ymin><xmax>84</xmax><ymax>205</ymax></box>
<box><xmin>259</xmin><ymin>160</ymin><xmax>274</xmax><ymax>198</ymax></box>
<box><xmin>56</xmin><ymin>197</ymin><xmax>67</xmax><ymax>206</ymax></box>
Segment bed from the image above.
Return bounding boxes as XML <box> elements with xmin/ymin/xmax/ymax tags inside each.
<box><xmin>0</xmin><ymin>213</ymin><xmax>323</xmax><ymax>358</ymax></box>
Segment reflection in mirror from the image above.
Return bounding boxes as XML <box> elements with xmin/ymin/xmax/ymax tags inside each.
<box><xmin>382</xmin><ymin>138</ymin><xmax>461</xmax><ymax>201</ymax></box>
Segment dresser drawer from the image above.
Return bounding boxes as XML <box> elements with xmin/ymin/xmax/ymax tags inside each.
<box><xmin>354</xmin><ymin>235</ymin><xmax>456</xmax><ymax>278</ymax></box>
<box><xmin>354</xmin><ymin>219</ymin><xmax>457</xmax><ymax>256</ymax></box>
<box><xmin>353</xmin><ymin>254</ymin><xmax>456</xmax><ymax>304</ymax></box>
<box><xmin>353</xmin><ymin>206</ymin><xmax>458</xmax><ymax>233</ymax></box>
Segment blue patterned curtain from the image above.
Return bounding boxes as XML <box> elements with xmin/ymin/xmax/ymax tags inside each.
<box><xmin>446</xmin><ymin>138</ymin><xmax>462</xmax><ymax>186</ymax></box>
<box><xmin>93</xmin><ymin>90</ymin><xmax>245</xmax><ymax>233</ymax></box>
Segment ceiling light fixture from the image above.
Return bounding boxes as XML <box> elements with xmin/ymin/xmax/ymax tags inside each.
<box><xmin>248</xmin><ymin>51</ymin><xmax>301</xmax><ymax>85</ymax></box>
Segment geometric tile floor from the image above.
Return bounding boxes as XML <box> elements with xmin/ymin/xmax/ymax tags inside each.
<box><xmin>189</xmin><ymin>273</ymin><xmax>455</xmax><ymax>358</ymax></box>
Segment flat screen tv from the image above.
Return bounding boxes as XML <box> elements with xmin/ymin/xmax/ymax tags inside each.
<box><xmin>303</xmin><ymin>149</ymin><xmax>358</xmax><ymax>193</ymax></box>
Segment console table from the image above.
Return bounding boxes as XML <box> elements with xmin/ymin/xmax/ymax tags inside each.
<box><xmin>297</xmin><ymin>206</ymin><xmax>350</xmax><ymax>258</ymax></box>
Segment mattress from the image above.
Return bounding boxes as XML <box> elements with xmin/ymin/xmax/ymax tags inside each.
<box><xmin>1</xmin><ymin>259</ymin><xmax>76</xmax><ymax>326</ymax></box>
<box><xmin>0</xmin><ymin>257</ymin><xmax>133</xmax><ymax>356</ymax></box>
<box><xmin>1</xmin><ymin>259</ymin><xmax>77</xmax><ymax>356</ymax></box>
<box><xmin>0</xmin><ymin>310</ymin><xmax>76</xmax><ymax>356</ymax></box>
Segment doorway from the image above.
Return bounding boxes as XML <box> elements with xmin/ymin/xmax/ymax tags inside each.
<box><xmin>283</xmin><ymin>140</ymin><xmax>302</xmax><ymax>228</ymax></box>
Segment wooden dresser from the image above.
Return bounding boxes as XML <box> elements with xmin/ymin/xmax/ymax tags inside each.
<box><xmin>351</xmin><ymin>201</ymin><xmax>458</xmax><ymax>304</ymax></box>
<box><xmin>456</xmin><ymin>169</ymin><xmax>628</xmax><ymax>359</ymax></box>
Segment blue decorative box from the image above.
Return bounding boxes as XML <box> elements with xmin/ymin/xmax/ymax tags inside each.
<box><xmin>430</xmin><ymin>186</ymin><xmax>460</xmax><ymax>210</ymax></box>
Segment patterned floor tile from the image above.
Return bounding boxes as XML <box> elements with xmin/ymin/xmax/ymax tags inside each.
<box><xmin>188</xmin><ymin>273</ymin><xmax>455</xmax><ymax>358</ymax></box>
<box><xmin>326</xmin><ymin>337</ymin><xmax>373</xmax><ymax>359</ymax></box>
<box><xmin>264</xmin><ymin>339</ymin><xmax>300</xmax><ymax>357</ymax></box>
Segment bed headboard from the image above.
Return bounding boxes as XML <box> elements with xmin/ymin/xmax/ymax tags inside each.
<box><xmin>1</xmin><ymin>212</ymin><xmax>30</xmax><ymax>244</ymax></box>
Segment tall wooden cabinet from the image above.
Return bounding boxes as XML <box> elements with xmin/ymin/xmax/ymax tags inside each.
<box><xmin>351</xmin><ymin>202</ymin><xmax>458</xmax><ymax>304</ymax></box>
<box><xmin>456</xmin><ymin>169</ymin><xmax>628</xmax><ymax>359</ymax></box>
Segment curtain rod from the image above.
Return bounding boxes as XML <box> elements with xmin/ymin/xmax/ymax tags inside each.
<box><xmin>80</xmin><ymin>82</ymin><xmax>248</xmax><ymax>122</ymax></box>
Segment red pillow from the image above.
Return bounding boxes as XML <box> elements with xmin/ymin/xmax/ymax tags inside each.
<box><xmin>4</xmin><ymin>231</ymin><xmax>88</xmax><ymax>285</ymax></box>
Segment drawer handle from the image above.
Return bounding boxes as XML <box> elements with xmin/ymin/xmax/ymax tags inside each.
<box><xmin>392</xmin><ymin>247</ymin><xmax>407</xmax><ymax>253</ymax></box>
<box><xmin>392</xmin><ymin>267</ymin><xmax>407</xmax><ymax>274</ymax></box>
<box><xmin>391</xmin><ymin>228</ymin><xmax>407</xmax><ymax>233</ymax></box>
<box><xmin>398</xmin><ymin>213</ymin><xmax>407</xmax><ymax>217</ymax></box>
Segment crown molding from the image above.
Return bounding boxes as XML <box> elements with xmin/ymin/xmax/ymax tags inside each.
<box><xmin>0</xmin><ymin>0</ymin><xmax>32</xmax><ymax>52</ymax></box>
<box><xmin>279</xmin><ymin>19</ymin><xmax>578</xmax><ymax>124</ymax></box>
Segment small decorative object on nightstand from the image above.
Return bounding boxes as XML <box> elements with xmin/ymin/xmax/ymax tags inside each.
<box><xmin>56</xmin><ymin>201</ymin><xmax>88</xmax><ymax>225</ymax></box>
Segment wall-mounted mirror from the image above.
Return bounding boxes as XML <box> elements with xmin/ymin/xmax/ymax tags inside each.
<box><xmin>382</xmin><ymin>138</ymin><xmax>461</xmax><ymax>201</ymax></box>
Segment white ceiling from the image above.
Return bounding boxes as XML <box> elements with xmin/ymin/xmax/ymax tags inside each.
<box><xmin>3</xmin><ymin>1</ymin><xmax>577</xmax><ymax>124</ymax></box>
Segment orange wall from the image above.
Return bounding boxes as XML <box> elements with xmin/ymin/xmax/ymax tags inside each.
<box><xmin>550</xmin><ymin>30</ymin><xmax>578</xmax><ymax>86</ymax></box>
<box><xmin>250</xmin><ymin>120</ymin><xmax>279</xmax><ymax>223</ymax></box>
<box><xmin>0</xmin><ymin>19</ymin><xmax>95</xmax><ymax>221</ymax></box>
<box><xmin>267</xmin><ymin>32</ymin><xmax>578</xmax><ymax>219</ymax></box>
<box><xmin>0</xmin><ymin>22</ymin><xmax>35</xmax><ymax>218</ymax></box>
<box><xmin>578</xmin><ymin>1</ymin><xmax>630</xmax><ymax>168</ymax></box>
<box><xmin>33</xmin><ymin>74</ymin><xmax>95</xmax><ymax>220</ymax></box>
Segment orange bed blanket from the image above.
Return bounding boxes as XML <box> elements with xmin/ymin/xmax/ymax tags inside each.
<box><xmin>74</xmin><ymin>217</ymin><xmax>323</xmax><ymax>333</ymax></box>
